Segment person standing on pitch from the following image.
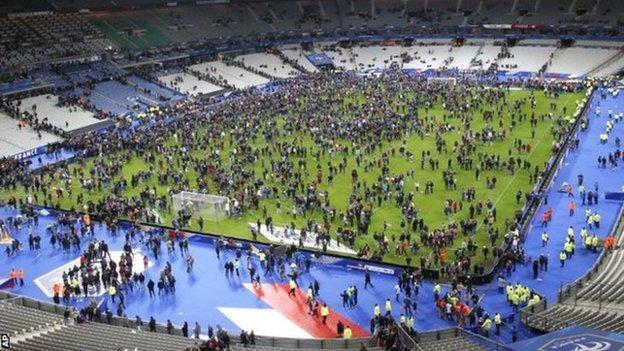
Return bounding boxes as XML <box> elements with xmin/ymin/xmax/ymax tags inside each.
<box><xmin>364</xmin><ymin>268</ymin><xmax>374</xmax><ymax>289</ymax></box>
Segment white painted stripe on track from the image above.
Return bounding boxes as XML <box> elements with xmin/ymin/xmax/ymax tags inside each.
<box><xmin>218</xmin><ymin>305</ymin><xmax>314</xmax><ymax>338</ymax></box>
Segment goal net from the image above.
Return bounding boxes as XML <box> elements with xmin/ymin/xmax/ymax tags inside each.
<box><xmin>172</xmin><ymin>191</ymin><xmax>230</xmax><ymax>221</ymax></box>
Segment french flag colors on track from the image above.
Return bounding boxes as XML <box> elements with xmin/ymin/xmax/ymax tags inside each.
<box><xmin>217</xmin><ymin>307</ymin><xmax>314</xmax><ymax>338</ymax></box>
<box><xmin>243</xmin><ymin>283</ymin><xmax>370</xmax><ymax>339</ymax></box>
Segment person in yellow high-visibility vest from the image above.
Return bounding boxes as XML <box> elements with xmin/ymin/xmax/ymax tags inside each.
<box><xmin>108</xmin><ymin>285</ymin><xmax>117</xmax><ymax>303</ymax></box>
<box><xmin>541</xmin><ymin>231</ymin><xmax>549</xmax><ymax>246</ymax></box>
<box><xmin>593</xmin><ymin>213</ymin><xmax>601</xmax><ymax>229</ymax></box>
<box><xmin>433</xmin><ymin>283</ymin><xmax>441</xmax><ymax>300</ymax></box>
<box><xmin>343</xmin><ymin>326</ymin><xmax>352</xmax><ymax>339</ymax></box>
<box><xmin>591</xmin><ymin>235</ymin><xmax>599</xmax><ymax>253</ymax></box>
<box><xmin>320</xmin><ymin>304</ymin><xmax>329</xmax><ymax>324</ymax></box>
<box><xmin>564</xmin><ymin>241</ymin><xmax>573</xmax><ymax>258</ymax></box>
<box><xmin>374</xmin><ymin>304</ymin><xmax>381</xmax><ymax>317</ymax></box>
<box><xmin>505</xmin><ymin>284</ymin><xmax>513</xmax><ymax>302</ymax></box>
<box><xmin>385</xmin><ymin>298</ymin><xmax>392</xmax><ymax>313</ymax></box>
<box><xmin>482</xmin><ymin>316</ymin><xmax>492</xmax><ymax>337</ymax></box>
<box><xmin>510</xmin><ymin>292</ymin><xmax>519</xmax><ymax>312</ymax></box>
<box><xmin>585</xmin><ymin>234</ymin><xmax>592</xmax><ymax>249</ymax></box>
<box><xmin>494</xmin><ymin>313</ymin><xmax>502</xmax><ymax>335</ymax></box>
<box><xmin>559</xmin><ymin>250</ymin><xmax>567</xmax><ymax>267</ymax></box>
<box><xmin>528</xmin><ymin>294</ymin><xmax>541</xmax><ymax>307</ymax></box>
<box><xmin>406</xmin><ymin>316</ymin><xmax>414</xmax><ymax>331</ymax></box>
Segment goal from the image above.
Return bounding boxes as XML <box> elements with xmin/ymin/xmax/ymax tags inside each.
<box><xmin>172</xmin><ymin>191</ymin><xmax>230</xmax><ymax>221</ymax></box>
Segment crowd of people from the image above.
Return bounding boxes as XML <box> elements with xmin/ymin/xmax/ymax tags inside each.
<box><xmin>0</xmin><ymin>70</ymin><xmax>586</xmax><ymax>284</ymax></box>
<box><xmin>0</xmin><ymin>65</ymin><xmax>608</xmax><ymax>351</ymax></box>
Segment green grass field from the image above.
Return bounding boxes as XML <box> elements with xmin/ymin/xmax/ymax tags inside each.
<box><xmin>2</xmin><ymin>86</ymin><xmax>582</xmax><ymax>269</ymax></box>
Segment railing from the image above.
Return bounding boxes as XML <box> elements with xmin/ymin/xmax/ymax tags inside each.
<box><xmin>396</xmin><ymin>322</ymin><xmax>423</xmax><ymax>351</ymax></box>
<box><xmin>521</xmin><ymin>313</ymin><xmax>572</xmax><ymax>333</ymax></box>
<box><xmin>456</xmin><ymin>327</ymin><xmax>513</xmax><ymax>351</ymax></box>
<box><xmin>519</xmin><ymin>299</ymin><xmax>548</xmax><ymax>326</ymax></box>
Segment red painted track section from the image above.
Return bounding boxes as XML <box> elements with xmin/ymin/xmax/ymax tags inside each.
<box><xmin>249</xmin><ymin>283</ymin><xmax>370</xmax><ymax>338</ymax></box>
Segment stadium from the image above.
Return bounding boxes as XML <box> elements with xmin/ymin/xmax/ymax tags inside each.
<box><xmin>0</xmin><ymin>0</ymin><xmax>623</xmax><ymax>350</ymax></box>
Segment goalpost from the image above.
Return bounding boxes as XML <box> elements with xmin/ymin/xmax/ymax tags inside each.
<box><xmin>172</xmin><ymin>191</ymin><xmax>231</xmax><ymax>222</ymax></box>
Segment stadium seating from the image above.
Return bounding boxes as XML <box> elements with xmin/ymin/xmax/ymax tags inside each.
<box><xmin>0</xmin><ymin>294</ymin><xmax>198</xmax><ymax>351</ymax></box>
<box><xmin>497</xmin><ymin>45</ymin><xmax>556</xmax><ymax>73</ymax></box>
<box><xmin>125</xmin><ymin>75</ymin><xmax>185</xmax><ymax>102</ymax></box>
<box><xmin>17</xmin><ymin>95</ymin><xmax>105</xmax><ymax>132</ymax></box>
<box><xmin>230</xmin><ymin>346</ymin><xmax>382</xmax><ymax>351</ymax></box>
<box><xmin>279</xmin><ymin>47</ymin><xmax>319</xmax><ymax>72</ymax></box>
<box><xmin>11</xmin><ymin>321</ymin><xmax>198</xmax><ymax>351</ymax></box>
<box><xmin>233</xmin><ymin>52</ymin><xmax>299</xmax><ymax>79</ymax></box>
<box><xmin>63</xmin><ymin>62</ymin><xmax>125</xmax><ymax>85</ymax></box>
<box><xmin>402</xmin><ymin>43</ymin><xmax>453</xmax><ymax>70</ymax></box>
<box><xmin>321</xmin><ymin>45</ymin><xmax>356</xmax><ymax>71</ymax></box>
<box><xmin>445</xmin><ymin>44</ymin><xmax>482</xmax><ymax>70</ymax></box>
<box><xmin>158</xmin><ymin>71</ymin><xmax>225</xmax><ymax>97</ymax></box>
<box><xmin>590</xmin><ymin>52</ymin><xmax>624</xmax><ymax>77</ymax></box>
<box><xmin>351</xmin><ymin>45</ymin><xmax>406</xmax><ymax>70</ymax></box>
<box><xmin>76</xmin><ymin>77</ymin><xmax>184</xmax><ymax>117</ymax></box>
<box><xmin>0</xmin><ymin>13</ymin><xmax>116</xmax><ymax>69</ymax></box>
<box><xmin>3</xmin><ymin>2</ymin><xmax>624</xmax><ymax>350</ymax></box>
<box><xmin>189</xmin><ymin>61</ymin><xmax>270</xmax><ymax>90</ymax></box>
<box><xmin>415</xmin><ymin>328</ymin><xmax>495</xmax><ymax>351</ymax></box>
<box><xmin>74</xmin><ymin>86</ymin><xmax>130</xmax><ymax>117</ymax></box>
<box><xmin>0</xmin><ymin>111</ymin><xmax>61</xmax><ymax>157</ymax></box>
<box><xmin>0</xmin><ymin>2</ymin><xmax>622</xmax><ymax>77</ymax></box>
<box><xmin>469</xmin><ymin>41</ymin><xmax>502</xmax><ymax>71</ymax></box>
<box><xmin>525</xmin><ymin>305</ymin><xmax>624</xmax><ymax>333</ymax></box>
<box><xmin>0</xmin><ymin>300</ymin><xmax>65</xmax><ymax>337</ymax></box>
<box><xmin>227</xmin><ymin>336</ymin><xmax>378</xmax><ymax>350</ymax></box>
<box><xmin>547</xmin><ymin>47</ymin><xmax>621</xmax><ymax>77</ymax></box>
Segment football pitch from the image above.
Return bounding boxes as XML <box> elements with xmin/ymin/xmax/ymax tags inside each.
<box><xmin>2</xmin><ymin>83</ymin><xmax>583</xmax><ymax>268</ymax></box>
